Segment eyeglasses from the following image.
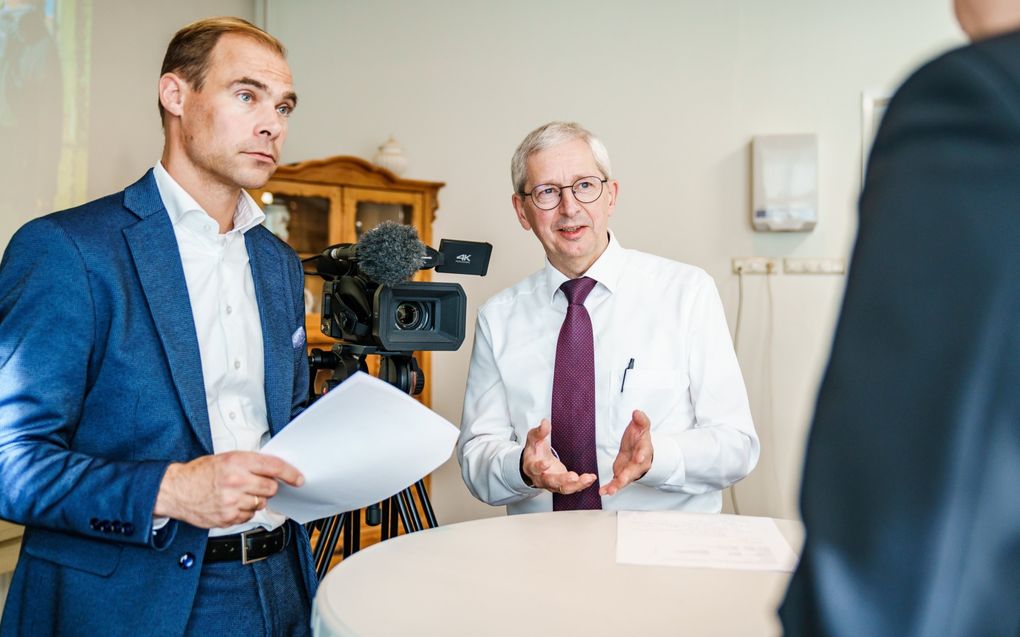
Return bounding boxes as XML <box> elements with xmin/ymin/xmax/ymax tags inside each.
<box><xmin>521</xmin><ymin>177</ymin><xmax>608</xmax><ymax>210</ymax></box>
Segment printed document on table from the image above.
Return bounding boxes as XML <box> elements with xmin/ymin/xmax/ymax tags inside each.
<box><xmin>616</xmin><ymin>511</ymin><xmax>798</xmax><ymax>571</ymax></box>
<box><xmin>261</xmin><ymin>371</ymin><xmax>458</xmax><ymax>523</ymax></box>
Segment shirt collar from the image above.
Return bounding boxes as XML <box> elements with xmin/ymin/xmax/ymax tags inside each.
<box><xmin>153</xmin><ymin>162</ymin><xmax>266</xmax><ymax>236</ymax></box>
<box><xmin>541</xmin><ymin>230</ymin><xmax>625</xmax><ymax>303</ymax></box>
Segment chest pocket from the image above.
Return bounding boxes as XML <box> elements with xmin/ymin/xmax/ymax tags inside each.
<box><xmin>610</xmin><ymin>367</ymin><xmax>690</xmax><ymax>437</ymax></box>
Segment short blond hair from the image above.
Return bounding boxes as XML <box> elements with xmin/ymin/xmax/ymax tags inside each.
<box><xmin>158</xmin><ymin>16</ymin><xmax>286</xmax><ymax>122</ymax></box>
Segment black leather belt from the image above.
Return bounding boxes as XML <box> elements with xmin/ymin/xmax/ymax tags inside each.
<box><xmin>204</xmin><ymin>525</ymin><xmax>288</xmax><ymax>565</ymax></box>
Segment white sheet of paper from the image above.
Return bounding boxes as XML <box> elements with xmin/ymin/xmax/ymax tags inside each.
<box><xmin>616</xmin><ymin>511</ymin><xmax>798</xmax><ymax>571</ymax></box>
<box><xmin>260</xmin><ymin>371</ymin><xmax>458</xmax><ymax>523</ymax></box>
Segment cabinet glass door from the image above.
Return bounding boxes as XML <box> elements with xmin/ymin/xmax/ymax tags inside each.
<box><xmin>249</xmin><ymin>182</ymin><xmax>343</xmax><ymax>254</ymax></box>
<box><xmin>354</xmin><ymin>201</ymin><xmax>412</xmax><ymax>237</ymax></box>
<box><xmin>343</xmin><ymin>187</ymin><xmax>424</xmax><ymax>244</ymax></box>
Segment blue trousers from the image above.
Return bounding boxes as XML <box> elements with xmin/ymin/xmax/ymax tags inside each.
<box><xmin>184</xmin><ymin>535</ymin><xmax>313</xmax><ymax>637</ymax></box>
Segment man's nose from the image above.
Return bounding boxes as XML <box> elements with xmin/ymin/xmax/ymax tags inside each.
<box><xmin>257</xmin><ymin>108</ymin><xmax>284</xmax><ymax>139</ymax></box>
<box><xmin>557</xmin><ymin>188</ymin><xmax>582</xmax><ymax>215</ymax></box>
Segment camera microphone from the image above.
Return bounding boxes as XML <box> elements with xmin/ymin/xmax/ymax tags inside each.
<box><xmin>315</xmin><ymin>221</ymin><xmax>426</xmax><ymax>287</ymax></box>
<box><xmin>356</xmin><ymin>222</ymin><xmax>426</xmax><ymax>286</ymax></box>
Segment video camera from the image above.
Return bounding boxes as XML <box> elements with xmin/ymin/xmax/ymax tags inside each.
<box><xmin>307</xmin><ymin>222</ymin><xmax>491</xmax><ymax>396</ymax></box>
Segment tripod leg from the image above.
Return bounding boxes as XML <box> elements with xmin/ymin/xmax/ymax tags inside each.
<box><xmin>396</xmin><ymin>489</ymin><xmax>422</xmax><ymax>533</ymax></box>
<box><xmin>342</xmin><ymin>510</ymin><xmax>352</xmax><ymax>558</ymax></box>
<box><xmin>311</xmin><ymin>515</ymin><xmax>333</xmax><ymax>573</ymax></box>
<box><xmin>379</xmin><ymin>498</ymin><xmax>389</xmax><ymax>540</ymax></box>
<box><xmin>313</xmin><ymin>514</ymin><xmax>344</xmax><ymax>581</ymax></box>
<box><xmin>379</xmin><ymin>497</ymin><xmax>395</xmax><ymax>541</ymax></box>
<box><xmin>321</xmin><ymin>516</ymin><xmax>345</xmax><ymax>567</ymax></box>
<box><xmin>310</xmin><ymin>518</ymin><xmax>327</xmax><ymax>574</ymax></box>
<box><xmin>387</xmin><ymin>495</ymin><xmax>400</xmax><ymax>539</ymax></box>
<box><xmin>342</xmin><ymin>508</ymin><xmax>362</xmax><ymax>558</ymax></box>
<box><xmin>413</xmin><ymin>479</ymin><xmax>438</xmax><ymax>529</ymax></box>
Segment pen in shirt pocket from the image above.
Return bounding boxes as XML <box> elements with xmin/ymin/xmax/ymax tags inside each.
<box><xmin>620</xmin><ymin>358</ymin><xmax>635</xmax><ymax>392</ymax></box>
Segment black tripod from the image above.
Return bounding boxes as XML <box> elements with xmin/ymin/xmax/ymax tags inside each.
<box><xmin>305</xmin><ymin>479</ymin><xmax>437</xmax><ymax>581</ymax></box>
<box><xmin>304</xmin><ymin>344</ymin><xmax>439</xmax><ymax>582</ymax></box>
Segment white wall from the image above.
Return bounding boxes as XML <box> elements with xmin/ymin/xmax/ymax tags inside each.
<box><xmin>267</xmin><ymin>0</ymin><xmax>962</xmax><ymax>523</ymax></box>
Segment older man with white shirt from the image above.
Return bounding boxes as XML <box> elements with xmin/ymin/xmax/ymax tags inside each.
<box><xmin>457</xmin><ymin>121</ymin><xmax>759</xmax><ymax>514</ymax></box>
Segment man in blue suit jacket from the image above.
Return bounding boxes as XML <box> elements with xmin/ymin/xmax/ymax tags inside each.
<box><xmin>781</xmin><ymin>1</ymin><xmax>1020</xmax><ymax>635</ymax></box>
<box><xmin>0</xmin><ymin>17</ymin><xmax>317</xmax><ymax>636</ymax></box>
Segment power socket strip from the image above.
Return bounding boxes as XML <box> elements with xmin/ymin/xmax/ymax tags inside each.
<box><xmin>732</xmin><ymin>257</ymin><xmax>778</xmax><ymax>274</ymax></box>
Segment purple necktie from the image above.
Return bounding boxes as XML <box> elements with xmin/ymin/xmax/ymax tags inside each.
<box><xmin>551</xmin><ymin>276</ymin><xmax>602</xmax><ymax>511</ymax></box>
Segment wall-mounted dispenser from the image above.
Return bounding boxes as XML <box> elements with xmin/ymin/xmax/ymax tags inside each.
<box><xmin>751</xmin><ymin>134</ymin><xmax>817</xmax><ymax>232</ymax></box>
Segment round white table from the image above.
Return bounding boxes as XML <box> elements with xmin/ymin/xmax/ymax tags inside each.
<box><xmin>313</xmin><ymin>510</ymin><xmax>802</xmax><ymax>637</ymax></box>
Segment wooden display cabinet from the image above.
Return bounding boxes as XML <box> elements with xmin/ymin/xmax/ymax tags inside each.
<box><xmin>249</xmin><ymin>156</ymin><xmax>444</xmax><ymax>558</ymax></box>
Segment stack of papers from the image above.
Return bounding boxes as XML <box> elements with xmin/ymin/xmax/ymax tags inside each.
<box><xmin>616</xmin><ymin>511</ymin><xmax>798</xmax><ymax>571</ymax></box>
<box><xmin>261</xmin><ymin>372</ymin><xmax>458</xmax><ymax>523</ymax></box>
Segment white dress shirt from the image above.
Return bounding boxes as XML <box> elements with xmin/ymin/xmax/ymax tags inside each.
<box><xmin>153</xmin><ymin>162</ymin><xmax>285</xmax><ymax>536</ymax></box>
<box><xmin>457</xmin><ymin>232</ymin><xmax>759</xmax><ymax>514</ymax></box>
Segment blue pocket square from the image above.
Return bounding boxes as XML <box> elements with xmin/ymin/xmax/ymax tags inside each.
<box><xmin>292</xmin><ymin>326</ymin><xmax>306</xmax><ymax>349</ymax></box>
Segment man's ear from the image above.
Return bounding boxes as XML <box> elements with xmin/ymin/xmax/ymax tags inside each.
<box><xmin>158</xmin><ymin>73</ymin><xmax>186</xmax><ymax>117</ymax></box>
<box><xmin>605</xmin><ymin>179</ymin><xmax>619</xmax><ymax>217</ymax></box>
<box><xmin>512</xmin><ymin>193</ymin><xmax>532</xmax><ymax>231</ymax></box>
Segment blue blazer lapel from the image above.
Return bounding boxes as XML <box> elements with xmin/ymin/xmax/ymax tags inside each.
<box><xmin>121</xmin><ymin>170</ymin><xmax>214</xmax><ymax>454</ymax></box>
<box><xmin>246</xmin><ymin>229</ymin><xmax>293</xmax><ymax>436</ymax></box>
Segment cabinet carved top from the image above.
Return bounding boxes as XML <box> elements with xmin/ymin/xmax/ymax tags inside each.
<box><xmin>272</xmin><ymin>155</ymin><xmax>445</xmax><ymax>193</ymax></box>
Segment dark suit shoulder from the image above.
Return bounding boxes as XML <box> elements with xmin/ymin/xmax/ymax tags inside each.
<box><xmin>968</xmin><ymin>28</ymin><xmax>1020</xmax><ymax>82</ymax></box>
<box><xmin>866</xmin><ymin>31</ymin><xmax>1020</xmax><ymax>192</ymax></box>
<box><xmin>892</xmin><ymin>29</ymin><xmax>1020</xmax><ymax>119</ymax></box>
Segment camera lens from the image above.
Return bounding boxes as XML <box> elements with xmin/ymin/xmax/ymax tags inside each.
<box><xmin>394</xmin><ymin>301</ymin><xmax>431</xmax><ymax>330</ymax></box>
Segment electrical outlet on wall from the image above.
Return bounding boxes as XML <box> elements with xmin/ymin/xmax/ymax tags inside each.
<box><xmin>732</xmin><ymin>257</ymin><xmax>779</xmax><ymax>274</ymax></box>
<box><xmin>783</xmin><ymin>257</ymin><xmax>846</xmax><ymax>274</ymax></box>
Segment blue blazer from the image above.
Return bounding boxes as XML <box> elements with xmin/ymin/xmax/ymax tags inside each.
<box><xmin>780</xmin><ymin>30</ymin><xmax>1020</xmax><ymax>637</ymax></box>
<box><xmin>0</xmin><ymin>171</ymin><xmax>317</xmax><ymax>636</ymax></box>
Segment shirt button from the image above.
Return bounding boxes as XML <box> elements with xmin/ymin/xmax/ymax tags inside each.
<box><xmin>178</xmin><ymin>552</ymin><xmax>196</xmax><ymax>570</ymax></box>
<box><xmin>229</xmin><ymin>411</ymin><xmax>237</xmax><ymax>420</ymax></box>
<box><xmin>226</xmin><ymin>305</ymin><xmax>233</xmax><ymax>315</ymax></box>
<box><xmin>234</xmin><ymin>360</ymin><xmax>241</xmax><ymax>370</ymax></box>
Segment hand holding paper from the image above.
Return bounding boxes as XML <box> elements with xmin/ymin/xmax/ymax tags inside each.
<box><xmin>260</xmin><ymin>372</ymin><xmax>458</xmax><ymax>523</ymax></box>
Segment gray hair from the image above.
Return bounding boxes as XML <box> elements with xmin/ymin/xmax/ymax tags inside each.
<box><xmin>510</xmin><ymin>121</ymin><xmax>613</xmax><ymax>194</ymax></box>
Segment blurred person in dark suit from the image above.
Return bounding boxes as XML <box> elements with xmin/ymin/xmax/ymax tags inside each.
<box><xmin>781</xmin><ymin>1</ymin><xmax>1020</xmax><ymax>635</ymax></box>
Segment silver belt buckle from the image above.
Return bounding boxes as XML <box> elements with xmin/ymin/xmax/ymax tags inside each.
<box><xmin>240</xmin><ymin>529</ymin><xmax>269</xmax><ymax>565</ymax></box>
